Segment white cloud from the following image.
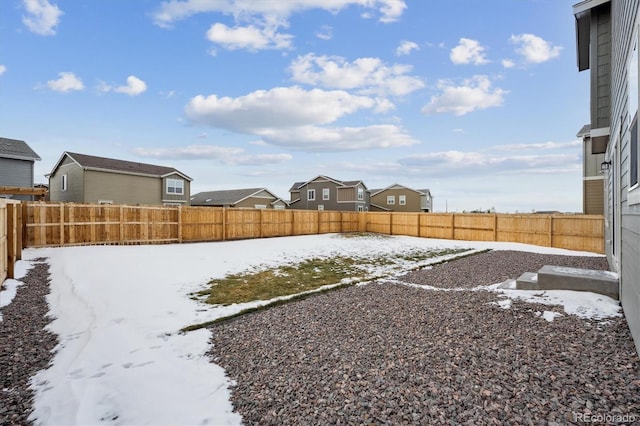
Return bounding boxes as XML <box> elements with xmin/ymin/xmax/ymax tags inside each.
<box><xmin>22</xmin><ymin>0</ymin><xmax>63</xmax><ymax>36</ymax></box>
<box><xmin>152</xmin><ymin>0</ymin><xmax>407</xmax><ymax>28</ymax></box>
<box><xmin>115</xmin><ymin>76</ymin><xmax>147</xmax><ymax>96</ymax></box>
<box><xmin>494</xmin><ymin>140</ymin><xmax>582</xmax><ymax>151</ymax></box>
<box><xmin>132</xmin><ymin>145</ymin><xmax>292</xmax><ymax>165</ymax></box>
<box><xmin>450</xmin><ymin>38</ymin><xmax>489</xmax><ymax>65</ymax></box>
<box><xmin>100</xmin><ymin>76</ymin><xmax>148</xmax><ymax>96</ymax></box>
<box><xmin>396</xmin><ymin>40</ymin><xmax>419</xmax><ymax>56</ymax></box>
<box><xmin>184</xmin><ymin>86</ymin><xmax>417</xmax><ymax>151</ymax></box>
<box><xmin>289</xmin><ymin>54</ymin><xmax>424</xmax><ymax>96</ymax></box>
<box><xmin>206</xmin><ymin>23</ymin><xmax>293</xmax><ymax>51</ymax></box>
<box><xmin>46</xmin><ymin>72</ymin><xmax>84</xmax><ymax>92</ymax></box>
<box><xmin>421</xmin><ymin>75</ymin><xmax>507</xmax><ymax>116</ymax></box>
<box><xmin>315</xmin><ymin>25</ymin><xmax>333</xmax><ymax>41</ymax></box>
<box><xmin>0</xmin><ymin>65</ymin><xmax>6</xmax><ymax>75</ymax></box>
<box><xmin>502</xmin><ymin>59</ymin><xmax>515</xmax><ymax>68</ymax></box>
<box><xmin>510</xmin><ymin>33</ymin><xmax>562</xmax><ymax>64</ymax></box>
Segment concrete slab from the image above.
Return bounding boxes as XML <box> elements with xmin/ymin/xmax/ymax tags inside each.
<box><xmin>536</xmin><ymin>265</ymin><xmax>619</xmax><ymax>300</ymax></box>
<box><xmin>516</xmin><ymin>272</ymin><xmax>538</xmax><ymax>290</ymax></box>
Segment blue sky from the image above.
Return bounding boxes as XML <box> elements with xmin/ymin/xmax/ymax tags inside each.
<box><xmin>0</xmin><ymin>0</ymin><xmax>589</xmax><ymax>212</ymax></box>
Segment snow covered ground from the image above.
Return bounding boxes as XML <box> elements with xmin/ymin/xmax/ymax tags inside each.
<box><xmin>0</xmin><ymin>234</ymin><xmax>621</xmax><ymax>425</ymax></box>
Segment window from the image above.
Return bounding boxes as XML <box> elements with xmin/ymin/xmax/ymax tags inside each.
<box><xmin>308</xmin><ymin>189</ymin><xmax>316</xmax><ymax>201</ymax></box>
<box><xmin>61</xmin><ymin>174</ymin><xmax>68</xmax><ymax>191</ymax></box>
<box><xmin>254</xmin><ymin>204</ymin><xmax>267</xmax><ymax>209</ymax></box>
<box><xmin>98</xmin><ymin>200</ymin><xmax>113</xmax><ymax>205</ymax></box>
<box><xmin>357</xmin><ymin>205</ymin><xmax>364</xmax><ymax>212</ymax></box>
<box><xmin>322</xmin><ymin>188</ymin><xmax>330</xmax><ymax>200</ymax></box>
<box><xmin>318</xmin><ymin>205</ymin><xmax>324</xmax><ymax>211</ymax></box>
<box><xmin>357</xmin><ymin>187</ymin><xmax>364</xmax><ymax>200</ymax></box>
<box><xmin>399</xmin><ymin>195</ymin><xmax>406</xmax><ymax>205</ymax></box>
<box><xmin>387</xmin><ymin>195</ymin><xmax>395</xmax><ymax>205</ymax></box>
<box><xmin>166</xmin><ymin>179</ymin><xmax>184</xmax><ymax>195</ymax></box>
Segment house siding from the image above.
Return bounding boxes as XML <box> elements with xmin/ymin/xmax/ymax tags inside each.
<box><xmin>0</xmin><ymin>157</ymin><xmax>35</xmax><ymax>200</ymax></box>
<box><xmin>49</xmin><ymin>160</ymin><xmax>85</xmax><ymax>203</ymax></box>
<box><xmin>599</xmin><ymin>0</ymin><xmax>640</xmax><ymax>354</ymax></box>
<box><xmin>84</xmin><ymin>171</ymin><xmax>162</xmax><ymax>205</ymax></box>
<box><xmin>161</xmin><ymin>175</ymin><xmax>190</xmax><ymax>205</ymax></box>
<box><xmin>592</xmin><ymin>5</ymin><xmax>612</xmax><ymax>129</ymax></box>
<box><xmin>371</xmin><ymin>188</ymin><xmax>422</xmax><ymax>212</ymax></box>
<box><xmin>235</xmin><ymin>195</ymin><xmax>277</xmax><ymax>209</ymax></box>
<box><xmin>584</xmin><ymin>179</ymin><xmax>605</xmax><ymax>214</ymax></box>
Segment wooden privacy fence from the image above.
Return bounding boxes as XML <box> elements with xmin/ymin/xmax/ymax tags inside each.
<box><xmin>21</xmin><ymin>203</ymin><xmax>605</xmax><ymax>254</ymax></box>
<box><xmin>0</xmin><ymin>199</ymin><xmax>22</xmax><ymax>284</ymax></box>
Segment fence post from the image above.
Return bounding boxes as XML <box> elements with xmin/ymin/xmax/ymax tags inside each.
<box><xmin>178</xmin><ymin>206</ymin><xmax>183</xmax><ymax>243</ymax></box>
<box><xmin>450</xmin><ymin>214</ymin><xmax>455</xmax><ymax>240</ymax></box>
<box><xmin>119</xmin><ymin>205</ymin><xmax>124</xmax><ymax>244</ymax></box>
<box><xmin>7</xmin><ymin>203</ymin><xmax>17</xmax><ymax>279</ymax></box>
<box><xmin>222</xmin><ymin>207</ymin><xmax>226</xmax><ymax>241</ymax></box>
<box><xmin>549</xmin><ymin>215</ymin><xmax>554</xmax><ymax>248</ymax></box>
<box><xmin>493</xmin><ymin>214</ymin><xmax>498</xmax><ymax>241</ymax></box>
<box><xmin>22</xmin><ymin>202</ymin><xmax>28</xmax><ymax>248</ymax></box>
<box><xmin>16</xmin><ymin>203</ymin><xmax>23</xmax><ymax>259</ymax></box>
<box><xmin>59</xmin><ymin>203</ymin><xmax>65</xmax><ymax>246</ymax></box>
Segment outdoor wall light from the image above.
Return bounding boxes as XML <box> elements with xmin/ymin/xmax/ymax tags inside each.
<box><xmin>601</xmin><ymin>161</ymin><xmax>612</xmax><ymax>171</ymax></box>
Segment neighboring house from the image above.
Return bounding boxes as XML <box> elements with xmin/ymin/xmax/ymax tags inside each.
<box><xmin>574</xmin><ymin>0</ymin><xmax>640</xmax><ymax>353</ymax></box>
<box><xmin>47</xmin><ymin>152</ymin><xmax>192</xmax><ymax>206</ymax></box>
<box><xmin>577</xmin><ymin>124</ymin><xmax>606</xmax><ymax>214</ymax></box>
<box><xmin>288</xmin><ymin>175</ymin><xmax>370</xmax><ymax>211</ymax></box>
<box><xmin>0</xmin><ymin>137</ymin><xmax>42</xmax><ymax>201</ymax></box>
<box><xmin>191</xmin><ymin>188</ymin><xmax>287</xmax><ymax>209</ymax></box>
<box><xmin>370</xmin><ymin>184</ymin><xmax>433</xmax><ymax>212</ymax></box>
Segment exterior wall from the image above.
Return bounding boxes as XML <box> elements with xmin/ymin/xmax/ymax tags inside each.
<box><xmin>161</xmin><ymin>174</ymin><xmax>190</xmax><ymax>205</ymax></box>
<box><xmin>49</xmin><ymin>158</ymin><xmax>85</xmax><ymax>203</ymax></box>
<box><xmin>592</xmin><ymin>5</ymin><xmax>612</xmax><ymax>129</ymax></box>
<box><xmin>235</xmin><ymin>194</ymin><xmax>277</xmax><ymax>209</ymax></box>
<box><xmin>289</xmin><ymin>178</ymin><xmax>369</xmax><ymax>211</ymax></box>
<box><xmin>371</xmin><ymin>188</ymin><xmax>422</xmax><ymax>212</ymax></box>
<box><xmin>0</xmin><ymin>158</ymin><xmax>35</xmax><ymax>200</ymax></box>
<box><xmin>603</xmin><ymin>0</ymin><xmax>640</xmax><ymax>354</ymax></box>
<box><xmin>85</xmin><ymin>171</ymin><xmax>161</xmax><ymax>205</ymax></box>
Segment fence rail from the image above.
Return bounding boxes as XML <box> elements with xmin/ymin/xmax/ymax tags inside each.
<box><xmin>20</xmin><ymin>203</ymin><xmax>605</xmax><ymax>254</ymax></box>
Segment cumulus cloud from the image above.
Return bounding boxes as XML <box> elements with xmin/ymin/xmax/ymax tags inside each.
<box><xmin>206</xmin><ymin>22</ymin><xmax>293</xmax><ymax>51</ymax></box>
<box><xmin>510</xmin><ymin>33</ymin><xmax>562</xmax><ymax>64</ymax></box>
<box><xmin>450</xmin><ymin>38</ymin><xmax>489</xmax><ymax>65</ymax></box>
<box><xmin>184</xmin><ymin>86</ymin><xmax>418</xmax><ymax>151</ymax></box>
<box><xmin>22</xmin><ymin>0</ymin><xmax>62</xmax><ymax>36</ymax></box>
<box><xmin>46</xmin><ymin>72</ymin><xmax>84</xmax><ymax>92</ymax></box>
<box><xmin>315</xmin><ymin>25</ymin><xmax>333</xmax><ymax>41</ymax></box>
<box><xmin>152</xmin><ymin>0</ymin><xmax>406</xmax><ymax>27</ymax></box>
<box><xmin>396</xmin><ymin>40</ymin><xmax>419</xmax><ymax>56</ymax></box>
<box><xmin>133</xmin><ymin>145</ymin><xmax>292</xmax><ymax>165</ymax></box>
<box><xmin>289</xmin><ymin>54</ymin><xmax>424</xmax><ymax>97</ymax></box>
<box><xmin>0</xmin><ymin>65</ymin><xmax>6</xmax><ymax>75</ymax></box>
<box><xmin>421</xmin><ymin>75</ymin><xmax>507</xmax><ymax>116</ymax></box>
<box><xmin>99</xmin><ymin>76</ymin><xmax>147</xmax><ymax>96</ymax></box>
<box><xmin>501</xmin><ymin>59</ymin><xmax>515</xmax><ymax>69</ymax></box>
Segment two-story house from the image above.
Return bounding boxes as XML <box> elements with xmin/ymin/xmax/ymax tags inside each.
<box><xmin>574</xmin><ymin>0</ymin><xmax>640</xmax><ymax>353</ymax></box>
<box><xmin>47</xmin><ymin>152</ymin><xmax>192</xmax><ymax>206</ymax></box>
<box><xmin>370</xmin><ymin>184</ymin><xmax>433</xmax><ymax>212</ymax></box>
<box><xmin>288</xmin><ymin>175</ymin><xmax>370</xmax><ymax>211</ymax></box>
<box><xmin>191</xmin><ymin>188</ymin><xmax>287</xmax><ymax>209</ymax></box>
<box><xmin>0</xmin><ymin>137</ymin><xmax>42</xmax><ymax>201</ymax></box>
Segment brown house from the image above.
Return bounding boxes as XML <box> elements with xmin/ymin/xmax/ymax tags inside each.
<box><xmin>288</xmin><ymin>175</ymin><xmax>370</xmax><ymax>211</ymax></box>
<box><xmin>191</xmin><ymin>188</ymin><xmax>287</xmax><ymax>209</ymax></box>
<box><xmin>47</xmin><ymin>152</ymin><xmax>192</xmax><ymax>206</ymax></box>
<box><xmin>370</xmin><ymin>184</ymin><xmax>433</xmax><ymax>212</ymax></box>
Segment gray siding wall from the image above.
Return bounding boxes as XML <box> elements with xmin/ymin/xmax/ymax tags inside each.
<box><xmin>607</xmin><ymin>0</ymin><xmax>640</xmax><ymax>354</ymax></box>
<box><xmin>49</xmin><ymin>159</ymin><xmax>85</xmax><ymax>203</ymax></box>
<box><xmin>0</xmin><ymin>158</ymin><xmax>35</xmax><ymax>200</ymax></box>
<box><xmin>592</xmin><ymin>5</ymin><xmax>612</xmax><ymax>129</ymax></box>
<box><xmin>371</xmin><ymin>189</ymin><xmax>422</xmax><ymax>212</ymax></box>
<box><xmin>85</xmin><ymin>171</ymin><xmax>161</xmax><ymax>205</ymax></box>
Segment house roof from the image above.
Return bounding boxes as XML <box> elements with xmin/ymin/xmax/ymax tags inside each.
<box><xmin>191</xmin><ymin>188</ymin><xmax>282</xmax><ymax>206</ymax></box>
<box><xmin>49</xmin><ymin>152</ymin><xmax>192</xmax><ymax>181</ymax></box>
<box><xmin>370</xmin><ymin>183</ymin><xmax>429</xmax><ymax>196</ymax></box>
<box><xmin>576</xmin><ymin>124</ymin><xmax>591</xmax><ymax>138</ymax></box>
<box><xmin>0</xmin><ymin>137</ymin><xmax>41</xmax><ymax>161</ymax></box>
<box><xmin>292</xmin><ymin>175</ymin><xmax>368</xmax><ymax>191</ymax></box>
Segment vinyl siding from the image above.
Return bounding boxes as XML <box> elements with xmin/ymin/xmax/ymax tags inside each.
<box><xmin>592</xmin><ymin>5</ymin><xmax>612</xmax><ymax>129</ymax></box>
<box><xmin>85</xmin><ymin>171</ymin><xmax>161</xmax><ymax>205</ymax></box>
<box><xmin>606</xmin><ymin>0</ymin><xmax>640</xmax><ymax>353</ymax></box>
<box><xmin>235</xmin><ymin>194</ymin><xmax>277</xmax><ymax>209</ymax></box>
<box><xmin>49</xmin><ymin>160</ymin><xmax>85</xmax><ymax>202</ymax></box>
<box><xmin>371</xmin><ymin>188</ymin><xmax>422</xmax><ymax>212</ymax></box>
<box><xmin>161</xmin><ymin>175</ymin><xmax>190</xmax><ymax>204</ymax></box>
<box><xmin>0</xmin><ymin>158</ymin><xmax>35</xmax><ymax>200</ymax></box>
<box><xmin>584</xmin><ymin>179</ymin><xmax>605</xmax><ymax>214</ymax></box>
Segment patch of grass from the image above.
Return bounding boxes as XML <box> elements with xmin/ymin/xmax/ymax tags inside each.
<box><xmin>193</xmin><ymin>247</ymin><xmax>471</xmax><ymax>306</ymax></box>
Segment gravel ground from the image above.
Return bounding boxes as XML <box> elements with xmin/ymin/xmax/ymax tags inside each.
<box><xmin>0</xmin><ymin>260</ymin><xmax>57</xmax><ymax>426</ymax></box>
<box><xmin>209</xmin><ymin>250</ymin><xmax>640</xmax><ymax>425</ymax></box>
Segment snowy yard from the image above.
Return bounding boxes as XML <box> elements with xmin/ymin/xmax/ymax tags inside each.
<box><xmin>0</xmin><ymin>234</ymin><xmax>623</xmax><ymax>425</ymax></box>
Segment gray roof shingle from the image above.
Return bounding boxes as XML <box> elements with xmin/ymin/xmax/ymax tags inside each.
<box><xmin>191</xmin><ymin>188</ymin><xmax>272</xmax><ymax>206</ymax></box>
<box><xmin>65</xmin><ymin>152</ymin><xmax>192</xmax><ymax>180</ymax></box>
<box><xmin>0</xmin><ymin>137</ymin><xmax>41</xmax><ymax>161</ymax></box>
